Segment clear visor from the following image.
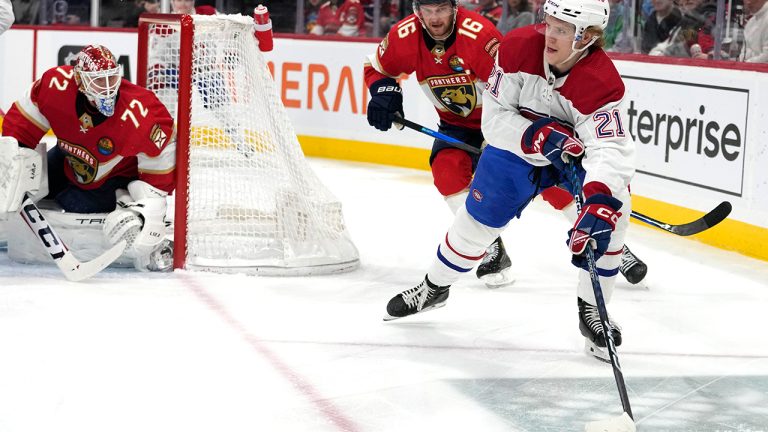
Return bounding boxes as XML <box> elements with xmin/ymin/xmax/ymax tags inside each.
<box><xmin>79</xmin><ymin>66</ymin><xmax>122</xmax><ymax>99</ymax></box>
<box><xmin>417</xmin><ymin>3</ymin><xmax>455</xmax><ymax>19</ymax></box>
<box><xmin>535</xmin><ymin>12</ymin><xmax>577</xmax><ymax>40</ymax></box>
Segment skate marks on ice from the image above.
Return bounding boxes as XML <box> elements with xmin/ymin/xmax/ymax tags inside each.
<box><xmin>446</xmin><ymin>372</ymin><xmax>768</xmax><ymax>431</ymax></box>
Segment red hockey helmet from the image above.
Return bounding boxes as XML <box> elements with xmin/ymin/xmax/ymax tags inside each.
<box><xmin>74</xmin><ymin>44</ymin><xmax>123</xmax><ymax>117</ymax></box>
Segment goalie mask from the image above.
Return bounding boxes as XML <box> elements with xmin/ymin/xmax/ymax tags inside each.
<box><xmin>74</xmin><ymin>45</ymin><xmax>123</xmax><ymax>117</ymax></box>
<box><xmin>413</xmin><ymin>0</ymin><xmax>458</xmax><ymax>40</ymax></box>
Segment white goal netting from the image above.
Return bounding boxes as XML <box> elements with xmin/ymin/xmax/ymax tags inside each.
<box><xmin>141</xmin><ymin>14</ymin><xmax>359</xmax><ymax>274</ymax></box>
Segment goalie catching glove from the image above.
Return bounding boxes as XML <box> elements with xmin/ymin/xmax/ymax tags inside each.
<box><xmin>568</xmin><ymin>194</ymin><xmax>622</xmax><ymax>270</ymax></box>
<box><xmin>521</xmin><ymin>118</ymin><xmax>584</xmax><ymax>171</ymax></box>
<box><xmin>0</xmin><ymin>137</ymin><xmax>44</xmax><ymax>218</ymax></box>
<box><xmin>104</xmin><ymin>180</ymin><xmax>171</xmax><ymax>272</ymax></box>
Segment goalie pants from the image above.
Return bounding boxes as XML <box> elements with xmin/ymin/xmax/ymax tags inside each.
<box><xmin>426</xmin><ymin>145</ymin><xmax>631</xmax><ymax>305</ymax></box>
<box><xmin>46</xmin><ymin>146</ymin><xmax>132</xmax><ymax>213</ymax></box>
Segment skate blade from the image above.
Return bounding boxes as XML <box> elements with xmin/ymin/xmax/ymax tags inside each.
<box><xmin>382</xmin><ymin>301</ymin><xmax>447</xmax><ymax>321</ymax></box>
<box><xmin>584</xmin><ymin>339</ymin><xmax>611</xmax><ymax>363</ymax></box>
<box><xmin>479</xmin><ymin>269</ymin><xmax>515</xmax><ymax>288</ymax></box>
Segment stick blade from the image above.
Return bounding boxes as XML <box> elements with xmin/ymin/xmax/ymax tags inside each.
<box><xmin>702</xmin><ymin>201</ymin><xmax>732</xmax><ymax>229</ymax></box>
<box><xmin>61</xmin><ymin>240</ymin><xmax>127</xmax><ymax>282</ymax></box>
<box><xmin>585</xmin><ymin>412</ymin><xmax>636</xmax><ymax>432</ymax></box>
<box><xmin>670</xmin><ymin>201</ymin><xmax>732</xmax><ymax>236</ymax></box>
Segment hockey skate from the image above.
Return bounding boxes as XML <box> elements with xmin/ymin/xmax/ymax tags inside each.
<box><xmin>476</xmin><ymin>237</ymin><xmax>514</xmax><ymax>288</ymax></box>
<box><xmin>132</xmin><ymin>239</ymin><xmax>174</xmax><ymax>272</ymax></box>
<box><xmin>620</xmin><ymin>245</ymin><xmax>647</xmax><ymax>284</ymax></box>
<box><xmin>384</xmin><ymin>276</ymin><xmax>450</xmax><ymax>321</ymax></box>
<box><xmin>578</xmin><ymin>297</ymin><xmax>622</xmax><ymax>362</ymax></box>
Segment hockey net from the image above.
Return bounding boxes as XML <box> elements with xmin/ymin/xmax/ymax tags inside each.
<box><xmin>137</xmin><ymin>14</ymin><xmax>359</xmax><ymax>275</ymax></box>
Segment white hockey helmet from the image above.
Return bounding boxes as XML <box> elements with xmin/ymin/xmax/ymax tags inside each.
<box><xmin>542</xmin><ymin>0</ymin><xmax>610</xmax><ymax>43</ymax></box>
<box><xmin>73</xmin><ymin>44</ymin><xmax>123</xmax><ymax>117</ymax></box>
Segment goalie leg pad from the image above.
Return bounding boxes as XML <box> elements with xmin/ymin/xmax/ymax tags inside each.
<box><xmin>0</xmin><ymin>137</ymin><xmax>44</xmax><ymax>216</ymax></box>
<box><xmin>104</xmin><ymin>181</ymin><xmax>169</xmax><ymax>271</ymax></box>
<box><xmin>7</xmin><ymin>200</ymin><xmax>134</xmax><ymax>267</ymax></box>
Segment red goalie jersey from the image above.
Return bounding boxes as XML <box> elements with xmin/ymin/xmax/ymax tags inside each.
<box><xmin>2</xmin><ymin>65</ymin><xmax>176</xmax><ymax>193</ymax></box>
<box><xmin>364</xmin><ymin>7</ymin><xmax>502</xmax><ymax>129</ymax></box>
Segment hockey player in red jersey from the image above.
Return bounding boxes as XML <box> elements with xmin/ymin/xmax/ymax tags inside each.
<box><xmin>0</xmin><ymin>44</ymin><xmax>175</xmax><ymax>271</ymax></box>
<box><xmin>385</xmin><ymin>0</ymin><xmax>637</xmax><ymax>368</ymax></box>
<box><xmin>365</xmin><ymin>0</ymin><xmax>515</xmax><ymax>287</ymax></box>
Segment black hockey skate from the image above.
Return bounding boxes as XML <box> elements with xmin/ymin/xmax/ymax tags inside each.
<box><xmin>476</xmin><ymin>237</ymin><xmax>514</xmax><ymax>288</ymax></box>
<box><xmin>384</xmin><ymin>276</ymin><xmax>450</xmax><ymax>321</ymax></box>
<box><xmin>578</xmin><ymin>297</ymin><xmax>622</xmax><ymax>362</ymax></box>
<box><xmin>620</xmin><ymin>245</ymin><xmax>647</xmax><ymax>284</ymax></box>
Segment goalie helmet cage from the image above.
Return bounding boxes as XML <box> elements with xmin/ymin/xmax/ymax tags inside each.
<box><xmin>137</xmin><ymin>13</ymin><xmax>359</xmax><ymax>275</ymax></box>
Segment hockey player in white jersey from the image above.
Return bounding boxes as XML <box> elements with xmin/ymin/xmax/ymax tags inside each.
<box><xmin>385</xmin><ymin>0</ymin><xmax>636</xmax><ymax>362</ymax></box>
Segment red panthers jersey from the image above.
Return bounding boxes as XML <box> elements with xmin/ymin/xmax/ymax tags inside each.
<box><xmin>364</xmin><ymin>7</ymin><xmax>502</xmax><ymax>129</ymax></box>
<box><xmin>2</xmin><ymin>65</ymin><xmax>176</xmax><ymax>193</ymax></box>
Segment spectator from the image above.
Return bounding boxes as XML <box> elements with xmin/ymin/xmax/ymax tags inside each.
<box><xmin>124</xmin><ymin>0</ymin><xmax>159</xmax><ymax>27</ymax></box>
<box><xmin>10</xmin><ymin>0</ymin><xmax>37</xmax><ymax>24</ymax></box>
<box><xmin>311</xmin><ymin>0</ymin><xmax>365</xmax><ymax>36</ymax></box>
<box><xmin>362</xmin><ymin>0</ymin><xmax>403</xmax><ymax>36</ymax></box>
<box><xmin>1</xmin><ymin>0</ymin><xmax>13</xmax><ymax>33</ymax></box>
<box><xmin>305</xmin><ymin>0</ymin><xmax>323</xmax><ymax>33</ymax></box>
<box><xmin>641</xmin><ymin>0</ymin><xmax>681</xmax><ymax>53</ymax></box>
<box><xmin>679</xmin><ymin>0</ymin><xmax>717</xmax><ymax>56</ymax></box>
<box><xmin>497</xmin><ymin>0</ymin><xmax>534</xmax><ymax>34</ymax></box>
<box><xmin>740</xmin><ymin>0</ymin><xmax>768</xmax><ymax>62</ymax></box>
<box><xmin>603</xmin><ymin>0</ymin><xmax>625</xmax><ymax>48</ymax></box>
<box><xmin>171</xmin><ymin>0</ymin><xmax>194</xmax><ymax>14</ymax></box>
<box><xmin>477</xmin><ymin>0</ymin><xmax>502</xmax><ymax>25</ymax></box>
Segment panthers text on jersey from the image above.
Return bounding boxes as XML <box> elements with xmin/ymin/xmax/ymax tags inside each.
<box><xmin>364</xmin><ymin>7</ymin><xmax>502</xmax><ymax>130</ymax></box>
<box><xmin>2</xmin><ymin>65</ymin><xmax>176</xmax><ymax>193</ymax></box>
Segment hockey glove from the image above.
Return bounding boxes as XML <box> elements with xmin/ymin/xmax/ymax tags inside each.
<box><xmin>367</xmin><ymin>77</ymin><xmax>403</xmax><ymax>131</ymax></box>
<box><xmin>104</xmin><ymin>180</ymin><xmax>168</xmax><ymax>271</ymax></box>
<box><xmin>568</xmin><ymin>194</ymin><xmax>622</xmax><ymax>270</ymax></box>
<box><xmin>521</xmin><ymin>118</ymin><xmax>584</xmax><ymax>171</ymax></box>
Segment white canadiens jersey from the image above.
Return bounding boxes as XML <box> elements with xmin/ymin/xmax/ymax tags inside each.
<box><xmin>482</xmin><ymin>25</ymin><xmax>635</xmax><ymax>197</ymax></box>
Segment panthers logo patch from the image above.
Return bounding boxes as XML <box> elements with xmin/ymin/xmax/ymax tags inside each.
<box><xmin>58</xmin><ymin>140</ymin><xmax>98</xmax><ymax>184</ymax></box>
<box><xmin>427</xmin><ymin>74</ymin><xmax>477</xmax><ymax>118</ymax></box>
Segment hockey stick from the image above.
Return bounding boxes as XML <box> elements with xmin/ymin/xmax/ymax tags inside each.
<box><xmin>630</xmin><ymin>201</ymin><xmax>732</xmax><ymax>236</ymax></box>
<box><xmin>394</xmin><ymin>116</ymin><xmax>482</xmax><ymax>155</ymax></box>
<box><xmin>566</xmin><ymin>163</ymin><xmax>636</xmax><ymax>432</ymax></box>
<box><xmin>18</xmin><ymin>193</ymin><xmax>127</xmax><ymax>282</ymax></box>
<box><xmin>399</xmin><ymin>118</ymin><xmax>731</xmax><ymax>237</ymax></box>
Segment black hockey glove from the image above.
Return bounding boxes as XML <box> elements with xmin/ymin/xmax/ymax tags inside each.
<box><xmin>367</xmin><ymin>78</ymin><xmax>403</xmax><ymax>132</ymax></box>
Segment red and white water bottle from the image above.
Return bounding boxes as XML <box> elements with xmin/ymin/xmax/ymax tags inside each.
<box><xmin>253</xmin><ymin>4</ymin><xmax>274</xmax><ymax>52</ymax></box>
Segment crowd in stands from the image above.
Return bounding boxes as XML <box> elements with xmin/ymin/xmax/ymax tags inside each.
<box><xmin>3</xmin><ymin>0</ymin><xmax>767</xmax><ymax>62</ymax></box>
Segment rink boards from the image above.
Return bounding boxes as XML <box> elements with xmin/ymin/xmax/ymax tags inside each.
<box><xmin>0</xmin><ymin>25</ymin><xmax>767</xmax><ymax>261</ymax></box>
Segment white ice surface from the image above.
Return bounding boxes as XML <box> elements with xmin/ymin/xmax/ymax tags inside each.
<box><xmin>1</xmin><ymin>158</ymin><xmax>767</xmax><ymax>432</ymax></box>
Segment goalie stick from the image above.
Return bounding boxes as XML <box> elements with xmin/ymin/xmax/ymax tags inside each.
<box><xmin>18</xmin><ymin>193</ymin><xmax>127</xmax><ymax>282</ymax></box>
<box><xmin>566</xmin><ymin>163</ymin><xmax>636</xmax><ymax>432</ymax></box>
<box><xmin>398</xmin><ymin>117</ymin><xmax>731</xmax><ymax>237</ymax></box>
